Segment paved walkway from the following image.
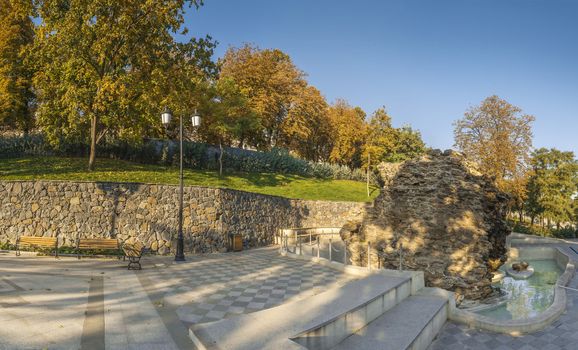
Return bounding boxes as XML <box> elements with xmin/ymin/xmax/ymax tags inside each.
<box><xmin>429</xmin><ymin>243</ymin><xmax>578</xmax><ymax>350</ymax></box>
<box><xmin>0</xmin><ymin>247</ymin><xmax>354</xmax><ymax>350</ymax></box>
<box><xmin>139</xmin><ymin>247</ymin><xmax>355</xmax><ymax>325</ymax></box>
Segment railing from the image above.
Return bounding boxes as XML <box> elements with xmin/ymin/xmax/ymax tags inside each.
<box><xmin>277</xmin><ymin>228</ymin><xmax>405</xmax><ymax>271</ymax></box>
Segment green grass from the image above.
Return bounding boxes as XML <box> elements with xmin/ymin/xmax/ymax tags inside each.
<box><xmin>0</xmin><ymin>157</ymin><xmax>379</xmax><ymax>202</ymax></box>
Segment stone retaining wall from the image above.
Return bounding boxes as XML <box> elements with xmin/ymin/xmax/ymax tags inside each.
<box><xmin>0</xmin><ymin>181</ymin><xmax>366</xmax><ymax>254</ymax></box>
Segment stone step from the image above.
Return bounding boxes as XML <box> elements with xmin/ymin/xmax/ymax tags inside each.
<box><xmin>332</xmin><ymin>294</ymin><xmax>448</xmax><ymax>350</ymax></box>
<box><xmin>190</xmin><ymin>272</ymin><xmax>424</xmax><ymax>350</ymax></box>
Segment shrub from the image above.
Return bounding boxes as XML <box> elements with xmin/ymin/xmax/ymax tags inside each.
<box><xmin>0</xmin><ymin>134</ymin><xmax>53</xmax><ymax>158</ymax></box>
<box><xmin>0</xmin><ymin>134</ymin><xmax>379</xmax><ymax>184</ymax></box>
<box><xmin>511</xmin><ymin>221</ymin><xmax>577</xmax><ymax>239</ymax></box>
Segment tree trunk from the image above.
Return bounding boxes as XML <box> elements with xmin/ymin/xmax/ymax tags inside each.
<box><xmin>88</xmin><ymin>114</ymin><xmax>98</xmax><ymax>171</ymax></box>
<box><xmin>518</xmin><ymin>208</ymin><xmax>524</xmax><ymax>223</ymax></box>
<box><xmin>219</xmin><ymin>141</ymin><xmax>223</xmax><ymax>177</ymax></box>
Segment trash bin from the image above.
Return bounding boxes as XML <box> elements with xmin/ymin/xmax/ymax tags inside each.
<box><xmin>229</xmin><ymin>234</ymin><xmax>243</xmax><ymax>252</ymax></box>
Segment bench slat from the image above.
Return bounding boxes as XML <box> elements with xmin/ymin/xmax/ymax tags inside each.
<box><xmin>78</xmin><ymin>239</ymin><xmax>119</xmax><ymax>250</ymax></box>
<box><xmin>17</xmin><ymin>236</ymin><xmax>58</xmax><ymax>258</ymax></box>
<box><xmin>19</xmin><ymin>236</ymin><xmax>57</xmax><ymax>247</ymax></box>
<box><xmin>123</xmin><ymin>242</ymin><xmax>144</xmax><ymax>257</ymax></box>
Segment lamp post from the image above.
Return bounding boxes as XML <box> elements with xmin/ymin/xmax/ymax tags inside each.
<box><xmin>161</xmin><ymin>106</ymin><xmax>201</xmax><ymax>262</ymax></box>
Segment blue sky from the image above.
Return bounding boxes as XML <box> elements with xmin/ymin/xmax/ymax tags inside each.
<box><xmin>182</xmin><ymin>0</ymin><xmax>578</xmax><ymax>153</ymax></box>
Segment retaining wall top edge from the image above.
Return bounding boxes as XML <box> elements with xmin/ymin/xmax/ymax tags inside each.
<box><xmin>0</xmin><ymin>179</ymin><xmax>370</xmax><ymax>205</ymax></box>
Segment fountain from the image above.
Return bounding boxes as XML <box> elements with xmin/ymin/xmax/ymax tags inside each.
<box><xmin>506</xmin><ymin>261</ymin><xmax>535</xmax><ymax>279</ymax></box>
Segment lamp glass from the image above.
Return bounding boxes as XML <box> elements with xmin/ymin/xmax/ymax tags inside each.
<box><xmin>191</xmin><ymin>114</ymin><xmax>201</xmax><ymax>127</ymax></box>
<box><xmin>161</xmin><ymin>107</ymin><xmax>172</xmax><ymax>126</ymax></box>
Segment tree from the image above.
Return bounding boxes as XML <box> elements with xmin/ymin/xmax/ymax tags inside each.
<box><xmin>327</xmin><ymin>99</ymin><xmax>367</xmax><ymax>168</ymax></box>
<box><xmin>454</xmin><ymin>95</ymin><xmax>534</xmax><ymax>204</ymax></box>
<box><xmin>278</xmin><ymin>86</ymin><xmax>332</xmax><ymax>162</ymax></box>
<box><xmin>525</xmin><ymin>148</ymin><xmax>578</xmax><ymax>229</ymax></box>
<box><xmin>200</xmin><ymin>77</ymin><xmax>260</xmax><ymax>175</ymax></box>
<box><xmin>219</xmin><ymin>44</ymin><xmax>306</xmax><ymax>149</ymax></box>
<box><xmin>363</xmin><ymin>107</ymin><xmax>425</xmax><ymax>168</ymax></box>
<box><xmin>0</xmin><ymin>0</ymin><xmax>35</xmax><ymax>133</ymax></box>
<box><xmin>32</xmin><ymin>0</ymin><xmax>215</xmax><ymax>170</ymax></box>
<box><xmin>504</xmin><ymin>174</ymin><xmax>529</xmax><ymax>223</ymax></box>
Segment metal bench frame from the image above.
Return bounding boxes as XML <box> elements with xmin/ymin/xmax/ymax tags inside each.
<box><xmin>16</xmin><ymin>236</ymin><xmax>59</xmax><ymax>257</ymax></box>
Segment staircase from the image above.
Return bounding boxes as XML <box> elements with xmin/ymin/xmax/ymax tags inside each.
<box><xmin>332</xmin><ymin>291</ymin><xmax>448</xmax><ymax>350</ymax></box>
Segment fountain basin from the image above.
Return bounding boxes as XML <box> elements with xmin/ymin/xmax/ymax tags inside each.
<box><xmin>449</xmin><ymin>245</ymin><xmax>575</xmax><ymax>334</ymax></box>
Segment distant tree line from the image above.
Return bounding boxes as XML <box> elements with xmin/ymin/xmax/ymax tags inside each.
<box><xmin>0</xmin><ymin>0</ymin><xmax>425</xmax><ymax>172</ymax></box>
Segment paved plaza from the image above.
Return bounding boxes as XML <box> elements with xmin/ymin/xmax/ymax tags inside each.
<box><xmin>4</xmin><ymin>245</ymin><xmax>578</xmax><ymax>350</ymax></box>
<box><xmin>0</xmin><ymin>247</ymin><xmax>355</xmax><ymax>349</ymax></box>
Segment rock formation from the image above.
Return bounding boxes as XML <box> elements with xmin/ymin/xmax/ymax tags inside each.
<box><xmin>342</xmin><ymin>149</ymin><xmax>510</xmax><ymax>300</ymax></box>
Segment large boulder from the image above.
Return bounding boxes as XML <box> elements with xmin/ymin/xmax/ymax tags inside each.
<box><xmin>342</xmin><ymin>150</ymin><xmax>510</xmax><ymax>300</ymax></box>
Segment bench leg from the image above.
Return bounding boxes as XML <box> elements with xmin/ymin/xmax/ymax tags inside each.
<box><xmin>127</xmin><ymin>257</ymin><xmax>142</xmax><ymax>270</ymax></box>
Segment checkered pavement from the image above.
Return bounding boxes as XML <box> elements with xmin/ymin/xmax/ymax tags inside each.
<box><xmin>141</xmin><ymin>247</ymin><xmax>355</xmax><ymax>325</ymax></box>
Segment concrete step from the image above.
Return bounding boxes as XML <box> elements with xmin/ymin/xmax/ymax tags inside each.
<box><xmin>332</xmin><ymin>294</ymin><xmax>448</xmax><ymax>350</ymax></box>
<box><xmin>190</xmin><ymin>271</ymin><xmax>424</xmax><ymax>350</ymax></box>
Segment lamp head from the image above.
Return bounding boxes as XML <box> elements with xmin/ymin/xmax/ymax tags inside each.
<box><xmin>161</xmin><ymin>106</ymin><xmax>172</xmax><ymax>126</ymax></box>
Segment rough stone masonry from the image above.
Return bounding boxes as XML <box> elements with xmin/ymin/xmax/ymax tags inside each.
<box><xmin>0</xmin><ymin>181</ymin><xmax>366</xmax><ymax>254</ymax></box>
<box><xmin>341</xmin><ymin>150</ymin><xmax>511</xmax><ymax>300</ymax></box>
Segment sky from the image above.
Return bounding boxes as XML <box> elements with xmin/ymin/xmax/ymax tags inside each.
<box><xmin>182</xmin><ymin>0</ymin><xmax>578</xmax><ymax>153</ymax></box>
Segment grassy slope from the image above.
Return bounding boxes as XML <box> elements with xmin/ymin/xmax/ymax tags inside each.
<box><xmin>0</xmin><ymin>157</ymin><xmax>380</xmax><ymax>202</ymax></box>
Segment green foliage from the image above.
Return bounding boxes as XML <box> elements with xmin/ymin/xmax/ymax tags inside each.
<box><xmin>0</xmin><ymin>240</ymin><xmax>12</xmax><ymax>250</ymax></box>
<box><xmin>512</xmin><ymin>221</ymin><xmax>576</xmax><ymax>239</ymax></box>
<box><xmin>525</xmin><ymin>148</ymin><xmax>578</xmax><ymax>227</ymax></box>
<box><xmin>512</xmin><ymin>221</ymin><xmax>551</xmax><ymax>237</ymax></box>
<box><xmin>31</xmin><ymin>0</ymin><xmax>216</xmax><ymax>169</ymax></box>
<box><xmin>0</xmin><ymin>0</ymin><xmax>35</xmax><ymax>132</ymax></box>
<box><xmin>0</xmin><ymin>157</ymin><xmax>380</xmax><ymax>202</ymax></box>
<box><xmin>0</xmin><ymin>135</ymin><xmax>375</xmax><ymax>183</ymax></box>
<box><xmin>0</xmin><ymin>134</ymin><xmax>52</xmax><ymax>158</ymax></box>
<box><xmin>363</xmin><ymin>108</ymin><xmax>426</xmax><ymax>168</ymax></box>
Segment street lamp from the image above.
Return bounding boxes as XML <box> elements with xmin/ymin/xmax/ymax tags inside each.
<box><xmin>161</xmin><ymin>106</ymin><xmax>201</xmax><ymax>262</ymax></box>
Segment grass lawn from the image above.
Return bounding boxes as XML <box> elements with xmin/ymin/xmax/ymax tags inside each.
<box><xmin>0</xmin><ymin>157</ymin><xmax>380</xmax><ymax>202</ymax></box>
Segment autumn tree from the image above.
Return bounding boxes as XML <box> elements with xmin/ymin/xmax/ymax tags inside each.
<box><xmin>32</xmin><ymin>0</ymin><xmax>215</xmax><ymax>170</ymax></box>
<box><xmin>454</xmin><ymin>95</ymin><xmax>534</xmax><ymax>209</ymax></box>
<box><xmin>328</xmin><ymin>99</ymin><xmax>367</xmax><ymax>168</ymax></box>
<box><xmin>525</xmin><ymin>148</ymin><xmax>578</xmax><ymax>229</ymax></box>
<box><xmin>219</xmin><ymin>44</ymin><xmax>307</xmax><ymax>149</ymax></box>
<box><xmin>278</xmin><ymin>86</ymin><xmax>332</xmax><ymax>162</ymax></box>
<box><xmin>0</xmin><ymin>0</ymin><xmax>35</xmax><ymax>133</ymax></box>
<box><xmin>363</xmin><ymin>107</ymin><xmax>425</xmax><ymax>168</ymax></box>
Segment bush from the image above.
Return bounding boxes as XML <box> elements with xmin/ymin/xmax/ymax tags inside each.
<box><xmin>0</xmin><ymin>134</ymin><xmax>378</xmax><ymax>183</ymax></box>
<box><xmin>0</xmin><ymin>134</ymin><xmax>53</xmax><ymax>158</ymax></box>
<box><xmin>552</xmin><ymin>227</ymin><xmax>576</xmax><ymax>239</ymax></box>
<box><xmin>511</xmin><ymin>221</ymin><xmax>577</xmax><ymax>239</ymax></box>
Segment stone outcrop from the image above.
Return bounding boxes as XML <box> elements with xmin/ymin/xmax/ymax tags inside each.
<box><xmin>342</xmin><ymin>150</ymin><xmax>510</xmax><ymax>300</ymax></box>
<box><xmin>0</xmin><ymin>181</ymin><xmax>366</xmax><ymax>254</ymax></box>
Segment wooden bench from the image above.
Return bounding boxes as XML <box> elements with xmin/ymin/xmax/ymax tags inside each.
<box><xmin>122</xmin><ymin>241</ymin><xmax>145</xmax><ymax>270</ymax></box>
<box><xmin>76</xmin><ymin>238</ymin><xmax>121</xmax><ymax>259</ymax></box>
<box><xmin>16</xmin><ymin>236</ymin><xmax>58</xmax><ymax>257</ymax></box>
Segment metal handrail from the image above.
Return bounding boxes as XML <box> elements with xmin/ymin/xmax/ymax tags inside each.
<box><xmin>278</xmin><ymin>227</ymin><xmax>406</xmax><ymax>271</ymax></box>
